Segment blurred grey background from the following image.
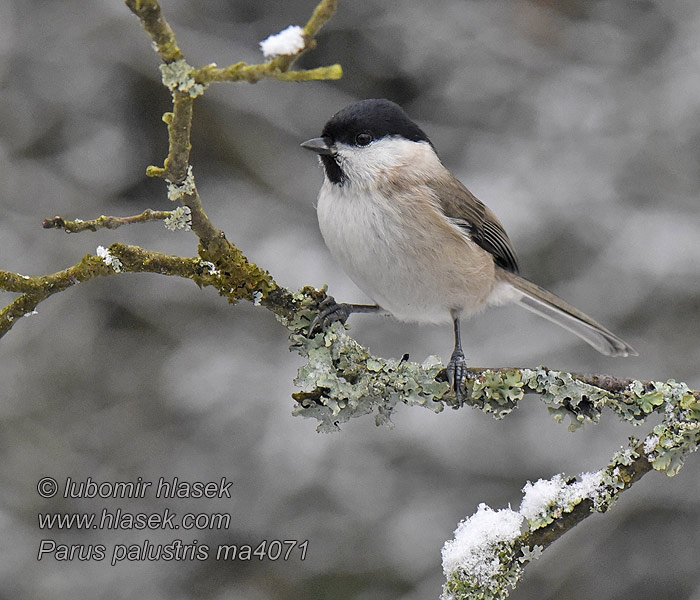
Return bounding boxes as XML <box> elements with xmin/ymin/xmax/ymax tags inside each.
<box><xmin>1</xmin><ymin>0</ymin><xmax>699</xmax><ymax>598</ymax></box>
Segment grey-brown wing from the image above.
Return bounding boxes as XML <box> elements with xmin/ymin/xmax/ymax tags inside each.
<box><xmin>428</xmin><ymin>175</ymin><xmax>520</xmax><ymax>273</ymax></box>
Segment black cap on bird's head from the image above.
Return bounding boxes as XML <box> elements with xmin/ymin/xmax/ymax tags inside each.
<box><xmin>301</xmin><ymin>99</ymin><xmax>432</xmax><ymax>184</ymax></box>
<box><xmin>320</xmin><ymin>99</ymin><xmax>431</xmax><ymax>147</ymax></box>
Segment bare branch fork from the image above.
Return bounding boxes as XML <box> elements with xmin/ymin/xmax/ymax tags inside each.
<box><xmin>1</xmin><ymin>0</ymin><xmax>342</xmax><ymax>339</ymax></box>
<box><xmin>0</xmin><ymin>2</ymin><xmax>698</xmax><ymax>598</ymax></box>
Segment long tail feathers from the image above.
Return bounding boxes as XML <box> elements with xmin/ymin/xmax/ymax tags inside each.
<box><xmin>498</xmin><ymin>271</ymin><xmax>637</xmax><ymax>357</ymax></box>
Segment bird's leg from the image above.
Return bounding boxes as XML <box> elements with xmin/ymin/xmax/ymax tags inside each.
<box><xmin>446</xmin><ymin>314</ymin><xmax>468</xmax><ymax>406</ymax></box>
<box><xmin>308</xmin><ymin>295</ymin><xmax>383</xmax><ymax>336</ymax></box>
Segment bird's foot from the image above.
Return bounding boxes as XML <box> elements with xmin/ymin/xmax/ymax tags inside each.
<box><xmin>445</xmin><ymin>348</ymin><xmax>469</xmax><ymax>407</ymax></box>
<box><xmin>308</xmin><ymin>296</ymin><xmax>354</xmax><ymax>337</ymax></box>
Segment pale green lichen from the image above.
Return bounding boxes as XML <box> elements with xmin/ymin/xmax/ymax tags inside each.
<box><xmin>290</xmin><ymin>319</ymin><xmax>447</xmax><ymax>432</ymax></box>
<box><xmin>163</xmin><ymin>205</ymin><xmax>192</xmax><ymax>231</ymax></box>
<box><xmin>283</xmin><ymin>292</ymin><xmax>699</xmax><ymax>479</ymax></box>
<box><xmin>518</xmin><ymin>545</ymin><xmax>543</xmax><ymax>564</ymax></box>
<box><xmin>468</xmin><ymin>370</ymin><xmax>525</xmax><ymax>418</ymax></box>
<box><xmin>611</xmin><ymin>444</ymin><xmax>639</xmax><ymax>467</ymax></box>
<box><xmin>160</xmin><ymin>59</ymin><xmax>207</xmax><ymax>98</ymax></box>
<box><xmin>522</xmin><ymin>368</ymin><xmax>610</xmax><ymax>431</ymax></box>
<box><xmin>640</xmin><ymin>381</ymin><xmax>700</xmax><ymax>476</ymax></box>
<box><xmin>167</xmin><ymin>165</ymin><xmax>196</xmax><ymax>200</ymax></box>
<box><xmin>95</xmin><ymin>245</ymin><xmax>122</xmax><ymax>273</ymax></box>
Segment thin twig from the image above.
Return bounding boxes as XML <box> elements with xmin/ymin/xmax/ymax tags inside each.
<box><xmin>195</xmin><ymin>63</ymin><xmax>342</xmax><ymax>84</ymax></box>
<box><xmin>124</xmin><ymin>0</ymin><xmax>183</xmax><ymax>63</ymax></box>
<box><xmin>196</xmin><ymin>0</ymin><xmax>341</xmax><ymax>83</ymax></box>
<box><xmin>42</xmin><ymin>209</ymin><xmax>173</xmax><ymax>233</ymax></box>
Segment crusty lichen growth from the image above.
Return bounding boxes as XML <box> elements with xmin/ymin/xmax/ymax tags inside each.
<box><xmin>160</xmin><ymin>59</ymin><xmax>207</xmax><ymax>98</ymax></box>
<box><xmin>639</xmin><ymin>380</ymin><xmax>700</xmax><ymax>476</ymax></box>
<box><xmin>468</xmin><ymin>370</ymin><xmax>526</xmax><ymax>418</ymax></box>
<box><xmin>443</xmin><ymin>540</ymin><xmax>522</xmax><ymax>600</ymax></box>
<box><xmin>288</xmin><ymin>351</ymin><xmax>700</xmax><ymax>464</ymax></box>
<box><xmin>284</xmin><ymin>290</ymin><xmax>448</xmax><ymax>432</ymax></box>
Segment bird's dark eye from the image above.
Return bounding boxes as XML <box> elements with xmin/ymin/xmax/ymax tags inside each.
<box><xmin>355</xmin><ymin>132</ymin><xmax>373</xmax><ymax>146</ymax></box>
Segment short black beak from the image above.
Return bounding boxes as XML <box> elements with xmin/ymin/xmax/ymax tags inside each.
<box><xmin>300</xmin><ymin>137</ymin><xmax>333</xmax><ymax>155</ymax></box>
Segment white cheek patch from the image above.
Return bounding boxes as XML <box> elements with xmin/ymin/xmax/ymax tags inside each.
<box><xmin>334</xmin><ymin>138</ymin><xmax>433</xmax><ymax>189</ymax></box>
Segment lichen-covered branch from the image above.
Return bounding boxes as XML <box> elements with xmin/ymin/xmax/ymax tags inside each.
<box><xmin>289</xmin><ymin>311</ymin><xmax>699</xmax><ymax>442</ymax></box>
<box><xmin>285</xmin><ymin>300</ymin><xmax>699</xmax><ymax>599</ymax></box>
<box><xmin>441</xmin><ymin>401</ymin><xmax>699</xmax><ymax>600</ymax></box>
<box><xmin>440</xmin><ymin>437</ymin><xmax>655</xmax><ymax>600</ymax></box>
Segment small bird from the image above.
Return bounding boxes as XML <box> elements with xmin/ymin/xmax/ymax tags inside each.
<box><xmin>301</xmin><ymin>99</ymin><xmax>636</xmax><ymax>402</ymax></box>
